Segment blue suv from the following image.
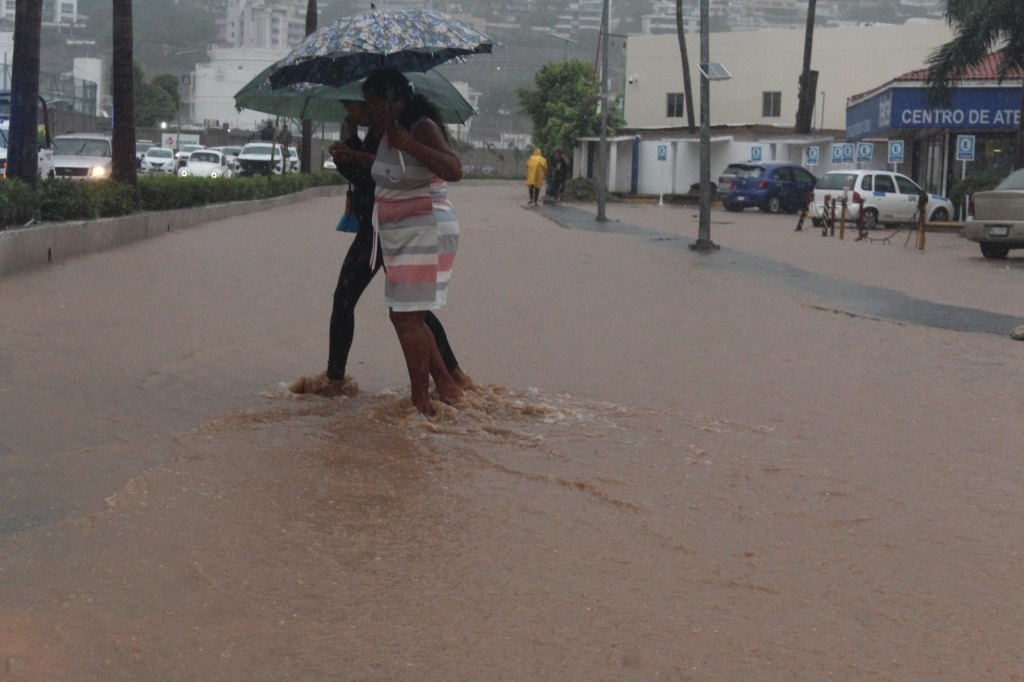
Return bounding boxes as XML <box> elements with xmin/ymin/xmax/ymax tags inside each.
<box><xmin>722</xmin><ymin>162</ymin><xmax>817</xmax><ymax>214</ymax></box>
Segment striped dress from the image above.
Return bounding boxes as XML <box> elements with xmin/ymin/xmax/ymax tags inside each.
<box><xmin>370</xmin><ymin>127</ymin><xmax>459</xmax><ymax>312</ymax></box>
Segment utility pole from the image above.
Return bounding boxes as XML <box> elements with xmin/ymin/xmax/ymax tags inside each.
<box><xmin>689</xmin><ymin>0</ymin><xmax>719</xmax><ymax>253</ymax></box>
<box><xmin>596</xmin><ymin>0</ymin><xmax>610</xmax><ymax>222</ymax></box>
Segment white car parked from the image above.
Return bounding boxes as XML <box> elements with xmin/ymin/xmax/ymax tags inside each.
<box><xmin>179</xmin><ymin>149</ymin><xmax>234</xmax><ymax>178</ymax></box>
<box><xmin>140</xmin><ymin>147</ymin><xmax>176</xmax><ymax>174</ymax></box>
<box><xmin>810</xmin><ymin>170</ymin><xmax>953</xmax><ymax>229</ymax></box>
<box><xmin>234</xmin><ymin>142</ymin><xmax>298</xmax><ymax>176</ymax></box>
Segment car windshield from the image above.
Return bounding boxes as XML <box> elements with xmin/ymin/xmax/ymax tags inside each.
<box><xmin>147</xmin><ymin>148</ymin><xmax>173</xmax><ymax>159</ymax></box>
<box><xmin>817</xmin><ymin>173</ymin><xmax>859</xmax><ymax>191</ymax></box>
<box><xmin>54</xmin><ymin>137</ymin><xmax>110</xmax><ymax>156</ymax></box>
<box><xmin>190</xmin><ymin>152</ymin><xmax>220</xmax><ymax>164</ymax></box>
<box><xmin>995</xmin><ymin>169</ymin><xmax>1024</xmax><ymax>190</ymax></box>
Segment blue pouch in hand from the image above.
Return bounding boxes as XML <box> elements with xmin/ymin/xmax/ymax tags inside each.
<box><xmin>336</xmin><ymin>187</ymin><xmax>360</xmax><ymax>233</ymax></box>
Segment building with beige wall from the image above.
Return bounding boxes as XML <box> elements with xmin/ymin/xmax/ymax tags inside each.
<box><xmin>578</xmin><ymin>20</ymin><xmax>960</xmax><ymax>197</ymax></box>
<box><xmin>623</xmin><ymin>21</ymin><xmax>955</xmax><ymax>132</ymax></box>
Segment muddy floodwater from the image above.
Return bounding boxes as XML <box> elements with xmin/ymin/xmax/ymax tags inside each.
<box><xmin>2</xmin><ymin>181</ymin><xmax>1023</xmax><ymax>680</ymax></box>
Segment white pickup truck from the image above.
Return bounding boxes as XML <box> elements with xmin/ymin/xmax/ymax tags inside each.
<box><xmin>0</xmin><ymin>91</ymin><xmax>56</xmax><ymax>180</ymax></box>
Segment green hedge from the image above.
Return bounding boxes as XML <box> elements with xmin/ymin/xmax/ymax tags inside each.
<box><xmin>948</xmin><ymin>170</ymin><xmax>1007</xmax><ymax>216</ymax></box>
<box><xmin>0</xmin><ymin>171</ymin><xmax>344</xmax><ymax>229</ymax></box>
<box><xmin>0</xmin><ymin>178</ymin><xmax>38</xmax><ymax>227</ymax></box>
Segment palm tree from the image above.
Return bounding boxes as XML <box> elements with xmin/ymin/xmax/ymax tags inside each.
<box><xmin>300</xmin><ymin>0</ymin><xmax>317</xmax><ymax>174</ymax></box>
<box><xmin>794</xmin><ymin>0</ymin><xmax>817</xmax><ymax>133</ymax></box>
<box><xmin>7</xmin><ymin>0</ymin><xmax>42</xmax><ymax>186</ymax></box>
<box><xmin>111</xmin><ymin>0</ymin><xmax>137</xmax><ymax>184</ymax></box>
<box><xmin>675</xmin><ymin>0</ymin><xmax>696</xmax><ymax>131</ymax></box>
<box><xmin>925</xmin><ymin>0</ymin><xmax>1024</xmax><ymax>169</ymax></box>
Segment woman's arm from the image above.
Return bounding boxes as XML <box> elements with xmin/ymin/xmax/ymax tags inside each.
<box><xmin>385</xmin><ymin>118</ymin><xmax>462</xmax><ymax>182</ymax></box>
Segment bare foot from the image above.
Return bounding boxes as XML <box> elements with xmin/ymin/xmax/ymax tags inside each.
<box><xmin>450</xmin><ymin>367</ymin><xmax>476</xmax><ymax>390</ymax></box>
<box><xmin>289</xmin><ymin>373</ymin><xmax>358</xmax><ymax>397</ymax></box>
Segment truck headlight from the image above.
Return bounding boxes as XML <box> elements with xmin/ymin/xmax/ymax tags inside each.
<box><xmin>90</xmin><ymin>165</ymin><xmax>108</xmax><ymax>178</ymax></box>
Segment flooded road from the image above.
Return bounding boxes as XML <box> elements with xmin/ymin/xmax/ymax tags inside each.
<box><xmin>2</xmin><ymin>182</ymin><xmax>1023</xmax><ymax>679</ymax></box>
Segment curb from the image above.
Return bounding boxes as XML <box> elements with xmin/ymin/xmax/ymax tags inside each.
<box><xmin>0</xmin><ymin>185</ymin><xmax>345</xmax><ymax>278</ymax></box>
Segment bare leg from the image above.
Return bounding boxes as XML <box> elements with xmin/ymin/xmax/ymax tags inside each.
<box><xmin>426</xmin><ymin>331</ymin><xmax>463</xmax><ymax>403</ymax></box>
<box><xmin>390</xmin><ymin>309</ymin><xmax>433</xmax><ymax>416</ymax></box>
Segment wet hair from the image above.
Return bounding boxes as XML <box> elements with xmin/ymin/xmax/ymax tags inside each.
<box><xmin>362</xmin><ymin>67</ymin><xmax>450</xmax><ymax>142</ymax></box>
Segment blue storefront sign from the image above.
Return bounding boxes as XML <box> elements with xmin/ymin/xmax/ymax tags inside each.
<box><xmin>846</xmin><ymin>86</ymin><xmax>1022</xmax><ymax>141</ymax></box>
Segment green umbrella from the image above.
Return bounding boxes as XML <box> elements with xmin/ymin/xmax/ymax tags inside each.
<box><xmin>234</xmin><ymin>63</ymin><xmax>476</xmax><ymax>124</ymax></box>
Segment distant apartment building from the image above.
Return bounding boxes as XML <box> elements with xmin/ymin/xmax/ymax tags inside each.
<box><xmin>223</xmin><ymin>0</ymin><xmax>308</xmax><ymax>50</ymax></box>
<box><xmin>1</xmin><ymin>0</ymin><xmax>80</xmax><ymax>25</ymax></box>
<box><xmin>553</xmin><ymin>0</ymin><xmax>604</xmax><ymax>34</ymax></box>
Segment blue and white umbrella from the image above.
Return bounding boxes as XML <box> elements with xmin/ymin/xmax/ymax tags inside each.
<box><xmin>268</xmin><ymin>7</ymin><xmax>494</xmax><ymax>90</ymax></box>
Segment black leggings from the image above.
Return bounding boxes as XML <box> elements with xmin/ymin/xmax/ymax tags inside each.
<box><xmin>529</xmin><ymin>185</ymin><xmax>540</xmax><ymax>203</ymax></box>
<box><xmin>326</xmin><ymin>221</ymin><xmax>460</xmax><ymax>380</ymax></box>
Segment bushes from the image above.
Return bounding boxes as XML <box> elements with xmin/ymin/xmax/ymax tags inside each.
<box><xmin>0</xmin><ymin>178</ymin><xmax>38</xmax><ymax>227</ymax></box>
<box><xmin>948</xmin><ymin>170</ymin><xmax>1006</xmax><ymax>215</ymax></box>
<box><xmin>0</xmin><ymin>171</ymin><xmax>344</xmax><ymax>229</ymax></box>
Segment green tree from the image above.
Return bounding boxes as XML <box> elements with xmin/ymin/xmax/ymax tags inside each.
<box><xmin>151</xmin><ymin>73</ymin><xmax>181</xmax><ymax>109</ymax></box>
<box><xmin>134</xmin><ymin>83</ymin><xmax>176</xmax><ymax>127</ymax></box>
<box><xmin>517</xmin><ymin>60</ymin><xmax>625</xmax><ymax>155</ymax></box>
<box><xmin>925</xmin><ymin>0</ymin><xmax>1024</xmax><ymax>169</ymax></box>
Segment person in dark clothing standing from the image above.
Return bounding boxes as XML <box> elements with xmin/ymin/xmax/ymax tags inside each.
<box><xmin>549</xmin><ymin>147</ymin><xmax>570</xmax><ymax>204</ymax></box>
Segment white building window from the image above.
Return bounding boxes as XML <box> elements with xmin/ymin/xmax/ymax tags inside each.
<box><xmin>666</xmin><ymin>92</ymin><xmax>684</xmax><ymax>118</ymax></box>
<box><xmin>762</xmin><ymin>91</ymin><xmax>781</xmax><ymax>118</ymax></box>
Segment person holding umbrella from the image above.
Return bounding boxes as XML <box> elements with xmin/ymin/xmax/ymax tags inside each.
<box><xmin>289</xmin><ymin>96</ymin><xmax>472</xmax><ymax>400</ymax></box>
<box><xmin>362</xmin><ymin>68</ymin><xmax>466</xmax><ymax>417</ymax></box>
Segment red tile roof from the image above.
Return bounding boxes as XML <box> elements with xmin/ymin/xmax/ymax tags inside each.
<box><xmin>896</xmin><ymin>51</ymin><xmax>1024</xmax><ymax>82</ymax></box>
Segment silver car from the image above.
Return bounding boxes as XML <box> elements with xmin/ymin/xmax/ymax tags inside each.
<box><xmin>52</xmin><ymin>133</ymin><xmax>112</xmax><ymax>180</ymax></box>
<box><xmin>962</xmin><ymin>168</ymin><xmax>1024</xmax><ymax>259</ymax></box>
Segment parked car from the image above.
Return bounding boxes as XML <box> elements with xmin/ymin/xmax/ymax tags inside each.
<box><xmin>716</xmin><ymin>162</ymin><xmax>750</xmax><ymax>197</ymax></box>
<box><xmin>810</xmin><ymin>170</ymin><xmax>953</xmax><ymax>229</ymax></box>
<box><xmin>179</xmin><ymin>149</ymin><xmax>234</xmax><ymax>178</ymax></box>
<box><xmin>51</xmin><ymin>133</ymin><xmax>112</xmax><ymax>180</ymax></box>
<box><xmin>174</xmin><ymin>144</ymin><xmax>205</xmax><ymax>171</ymax></box>
<box><xmin>209</xmin><ymin>145</ymin><xmax>242</xmax><ymax>167</ymax></box>
<box><xmin>140</xmin><ymin>147</ymin><xmax>176</xmax><ymax>174</ymax></box>
<box><xmin>135</xmin><ymin>139</ymin><xmax>154</xmax><ymax>168</ymax></box>
<box><xmin>234</xmin><ymin>142</ymin><xmax>297</xmax><ymax>176</ymax></box>
<box><xmin>962</xmin><ymin>168</ymin><xmax>1024</xmax><ymax>259</ymax></box>
<box><xmin>722</xmin><ymin>162</ymin><xmax>817</xmax><ymax>213</ymax></box>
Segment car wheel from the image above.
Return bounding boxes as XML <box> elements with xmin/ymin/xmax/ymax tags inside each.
<box><xmin>980</xmin><ymin>242</ymin><xmax>1010</xmax><ymax>259</ymax></box>
<box><xmin>862</xmin><ymin>208</ymin><xmax>879</xmax><ymax>230</ymax></box>
<box><xmin>930</xmin><ymin>207</ymin><xmax>949</xmax><ymax>222</ymax></box>
<box><xmin>763</xmin><ymin>195</ymin><xmax>782</xmax><ymax>213</ymax></box>
<box><xmin>723</xmin><ymin>200</ymin><xmax>743</xmax><ymax>212</ymax></box>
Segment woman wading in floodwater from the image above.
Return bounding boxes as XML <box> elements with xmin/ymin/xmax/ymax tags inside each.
<box><xmin>363</xmin><ymin>68</ymin><xmax>466</xmax><ymax>416</ymax></box>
